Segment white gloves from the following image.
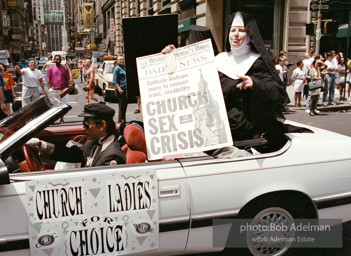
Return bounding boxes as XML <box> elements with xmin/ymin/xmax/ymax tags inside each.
<box><xmin>25</xmin><ymin>138</ymin><xmax>47</xmax><ymax>151</ymax></box>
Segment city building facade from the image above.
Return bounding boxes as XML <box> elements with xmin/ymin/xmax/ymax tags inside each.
<box><xmin>94</xmin><ymin>0</ymin><xmax>350</xmax><ymax>63</ymax></box>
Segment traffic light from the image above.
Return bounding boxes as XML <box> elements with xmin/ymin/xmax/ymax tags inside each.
<box><xmin>323</xmin><ymin>21</ymin><xmax>338</xmax><ymax>35</ymax></box>
<box><xmin>305</xmin><ymin>20</ymin><xmax>338</xmax><ymax>36</ymax></box>
<box><xmin>306</xmin><ymin>23</ymin><xmax>316</xmax><ymax>35</ymax></box>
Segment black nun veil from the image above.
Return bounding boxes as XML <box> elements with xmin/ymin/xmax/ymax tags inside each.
<box><xmin>188</xmin><ymin>24</ymin><xmax>219</xmax><ymax>56</ymax></box>
<box><xmin>218</xmin><ymin>12</ymin><xmax>290</xmax><ymax>150</ymax></box>
<box><xmin>225</xmin><ymin>12</ymin><xmax>289</xmax><ymax>100</ymax></box>
<box><xmin>185</xmin><ymin>12</ymin><xmax>292</xmax><ymax>151</ymax></box>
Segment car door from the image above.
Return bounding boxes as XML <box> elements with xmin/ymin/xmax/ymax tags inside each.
<box><xmin>0</xmin><ymin>161</ymin><xmax>191</xmax><ymax>256</ymax></box>
<box><xmin>180</xmin><ymin>155</ymin><xmax>265</xmax><ymax>254</ymax></box>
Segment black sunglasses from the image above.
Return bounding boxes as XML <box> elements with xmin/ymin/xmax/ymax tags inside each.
<box><xmin>83</xmin><ymin>121</ymin><xmax>101</xmax><ymax>129</ymax></box>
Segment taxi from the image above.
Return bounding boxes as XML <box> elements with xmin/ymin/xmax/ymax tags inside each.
<box><xmin>67</xmin><ymin>62</ymin><xmax>81</xmax><ymax>79</ymax></box>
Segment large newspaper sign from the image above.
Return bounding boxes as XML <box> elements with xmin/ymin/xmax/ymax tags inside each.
<box><xmin>137</xmin><ymin>39</ymin><xmax>232</xmax><ymax>160</ymax></box>
<box><xmin>25</xmin><ymin>170</ymin><xmax>158</xmax><ymax>255</ymax></box>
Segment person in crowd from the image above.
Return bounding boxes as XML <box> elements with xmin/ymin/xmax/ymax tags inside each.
<box><xmin>305</xmin><ymin>54</ymin><xmax>324</xmax><ymax>114</ymax></box>
<box><xmin>346</xmin><ymin>64</ymin><xmax>351</xmax><ymax>101</ymax></box>
<box><xmin>85</xmin><ymin>59</ymin><xmax>99</xmax><ymax>104</ymax></box>
<box><xmin>78</xmin><ymin>60</ymin><xmax>86</xmax><ymax>83</ymax></box>
<box><xmin>308</xmin><ymin>59</ymin><xmax>324</xmax><ymax>116</ymax></box>
<box><xmin>0</xmin><ymin>69</ymin><xmax>7</xmax><ymax>119</ymax></box>
<box><xmin>162</xmin><ymin>12</ymin><xmax>289</xmax><ymax>151</ymax></box>
<box><xmin>0</xmin><ymin>63</ymin><xmax>15</xmax><ymax>116</ymax></box>
<box><xmin>302</xmin><ymin>52</ymin><xmax>313</xmax><ymax>75</ymax></box>
<box><xmin>25</xmin><ymin>103</ymin><xmax>126</xmax><ymax>167</ymax></box>
<box><xmin>278</xmin><ymin>50</ymin><xmax>290</xmax><ymax>89</ymax></box>
<box><xmin>275</xmin><ymin>57</ymin><xmax>287</xmax><ymax>84</ymax></box>
<box><xmin>112</xmin><ymin>55</ymin><xmax>128</xmax><ymax>123</ymax></box>
<box><xmin>308</xmin><ymin>51</ymin><xmax>315</xmax><ymax>59</ymax></box>
<box><xmin>323</xmin><ymin>51</ymin><xmax>337</xmax><ymax>105</ymax></box>
<box><xmin>272</xmin><ymin>56</ymin><xmax>279</xmax><ymax>65</ymax></box>
<box><xmin>15</xmin><ymin>58</ymin><xmax>45</xmax><ymax>107</ymax></box>
<box><xmin>291</xmin><ymin>60</ymin><xmax>306</xmax><ymax>108</ymax></box>
<box><xmin>336</xmin><ymin>56</ymin><xmax>346</xmax><ymax>100</ymax></box>
<box><xmin>331</xmin><ymin>50</ymin><xmax>338</xmax><ymax>66</ymax></box>
<box><xmin>46</xmin><ymin>55</ymin><xmax>70</xmax><ymax>124</ymax></box>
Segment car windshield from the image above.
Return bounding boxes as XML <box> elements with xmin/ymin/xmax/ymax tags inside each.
<box><xmin>39</xmin><ymin>57</ymin><xmax>48</xmax><ymax>62</ymax></box>
<box><xmin>0</xmin><ymin>96</ymin><xmax>71</xmax><ymax>160</ymax></box>
<box><xmin>69</xmin><ymin>63</ymin><xmax>78</xmax><ymax>69</ymax></box>
<box><xmin>105</xmin><ymin>63</ymin><xmax>114</xmax><ymax>73</ymax></box>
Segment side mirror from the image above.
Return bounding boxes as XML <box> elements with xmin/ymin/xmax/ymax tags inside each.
<box><xmin>98</xmin><ymin>68</ymin><xmax>103</xmax><ymax>73</ymax></box>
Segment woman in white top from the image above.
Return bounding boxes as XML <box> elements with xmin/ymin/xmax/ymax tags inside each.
<box><xmin>291</xmin><ymin>60</ymin><xmax>306</xmax><ymax>107</ymax></box>
<box><xmin>336</xmin><ymin>56</ymin><xmax>346</xmax><ymax>100</ymax></box>
<box><xmin>308</xmin><ymin>59</ymin><xmax>323</xmax><ymax>116</ymax></box>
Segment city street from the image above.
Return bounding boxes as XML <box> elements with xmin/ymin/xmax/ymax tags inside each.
<box><xmin>58</xmin><ymin>79</ymin><xmax>143</xmax><ymax>125</ymax></box>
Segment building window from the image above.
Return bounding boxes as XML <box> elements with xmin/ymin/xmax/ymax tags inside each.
<box><xmin>162</xmin><ymin>0</ymin><xmax>170</xmax><ymax>7</ymax></box>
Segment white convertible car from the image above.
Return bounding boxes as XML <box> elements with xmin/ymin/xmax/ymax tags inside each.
<box><xmin>0</xmin><ymin>95</ymin><xmax>350</xmax><ymax>256</ymax></box>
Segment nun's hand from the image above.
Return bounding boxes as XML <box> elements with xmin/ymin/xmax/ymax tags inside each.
<box><xmin>161</xmin><ymin>44</ymin><xmax>176</xmax><ymax>54</ymax></box>
<box><xmin>237</xmin><ymin>75</ymin><xmax>253</xmax><ymax>90</ymax></box>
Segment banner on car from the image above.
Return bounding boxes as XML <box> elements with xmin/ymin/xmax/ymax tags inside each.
<box><xmin>25</xmin><ymin>169</ymin><xmax>158</xmax><ymax>255</ymax></box>
<box><xmin>136</xmin><ymin>39</ymin><xmax>233</xmax><ymax>160</ymax></box>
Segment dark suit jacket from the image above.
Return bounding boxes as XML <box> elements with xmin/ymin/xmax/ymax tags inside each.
<box><xmin>51</xmin><ymin>135</ymin><xmax>126</xmax><ymax>167</ymax></box>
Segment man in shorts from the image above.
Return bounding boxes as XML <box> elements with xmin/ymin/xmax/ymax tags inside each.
<box><xmin>46</xmin><ymin>55</ymin><xmax>70</xmax><ymax>124</ymax></box>
<box><xmin>15</xmin><ymin>58</ymin><xmax>45</xmax><ymax>107</ymax></box>
<box><xmin>85</xmin><ymin>59</ymin><xmax>99</xmax><ymax>104</ymax></box>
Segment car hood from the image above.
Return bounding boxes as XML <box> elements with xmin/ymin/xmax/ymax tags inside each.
<box><xmin>103</xmin><ymin>73</ymin><xmax>113</xmax><ymax>82</ymax></box>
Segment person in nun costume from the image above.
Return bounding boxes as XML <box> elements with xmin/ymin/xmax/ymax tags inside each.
<box><xmin>162</xmin><ymin>12</ymin><xmax>290</xmax><ymax>152</ymax></box>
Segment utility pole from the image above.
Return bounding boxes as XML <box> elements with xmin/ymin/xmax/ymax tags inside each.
<box><xmin>315</xmin><ymin>0</ymin><xmax>322</xmax><ymax>55</ymax></box>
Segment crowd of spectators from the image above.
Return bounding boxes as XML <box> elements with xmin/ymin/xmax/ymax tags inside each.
<box><xmin>273</xmin><ymin>50</ymin><xmax>350</xmax><ymax>116</ymax></box>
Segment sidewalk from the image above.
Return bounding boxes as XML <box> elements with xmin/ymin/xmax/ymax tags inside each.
<box><xmin>286</xmin><ymin>86</ymin><xmax>351</xmax><ymax>112</ymax></box>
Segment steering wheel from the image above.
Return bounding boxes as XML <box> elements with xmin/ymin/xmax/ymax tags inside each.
<box><xmin>22</xmin><ymin>145</ymin><xmax>45</xmax><ymax>172</ymax></box>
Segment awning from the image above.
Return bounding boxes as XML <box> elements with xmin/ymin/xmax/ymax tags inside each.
<box><xmin>336</xmin><ymin>24</ymin><xmax>351</xmax><ymax>38</ymax></box>
<box><xmin>178</xmin><ymin>18</ymin><xmax>196</xmax><ymax>33</ymax></box>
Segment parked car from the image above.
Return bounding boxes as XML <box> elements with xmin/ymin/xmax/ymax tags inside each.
<box><xmin>1</xmin><ymin>95</ymin><xmax>351</xmax><ymax>256</ymax></box>
<box><xmin>18</xmin><ymin>59</ymin><xmax>28</xmax><ymax>69</ymax></box>
<box><xmin>96</xmin><ymin>57</ymin><xmax>116</xmax><ymax>102</ymax></box>
<box><xmin>66</xmin><ymin>61</ymin><xmax>80</xmax><ymax>79</ymax></box>
<box><xmin>36</xmin><ymin>56</ymin><xmax>48</xmax><ymax>70</ymax></box>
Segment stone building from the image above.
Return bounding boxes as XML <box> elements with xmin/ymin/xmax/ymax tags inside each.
<box><xmin>94</xmin><ymin>0</ymin><xmax>350</xmax><ymax>62</ymax></box>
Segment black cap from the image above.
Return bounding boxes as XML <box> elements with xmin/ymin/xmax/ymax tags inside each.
<box><xmin>78</xmin><ymin>103</ymin><xmax>115</xmax><ymax>120</ymax></box>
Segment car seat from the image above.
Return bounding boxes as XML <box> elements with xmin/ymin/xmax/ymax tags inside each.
<box><xmin>121</xmin><ymin>123</ymin><xmax>147</xmax><ymax>164</ymax></box>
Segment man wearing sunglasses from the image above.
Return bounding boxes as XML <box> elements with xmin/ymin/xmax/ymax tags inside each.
<box><xmin>26</xmin><ymin>103</ymin><xmax>126</xmax><ymax>167</ymax></box>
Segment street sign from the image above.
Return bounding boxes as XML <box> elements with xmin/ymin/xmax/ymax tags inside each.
<box><xmin>310</xmin><ymin>3</ymin><xmax>329</xmax><ymax>11</ymax></box>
